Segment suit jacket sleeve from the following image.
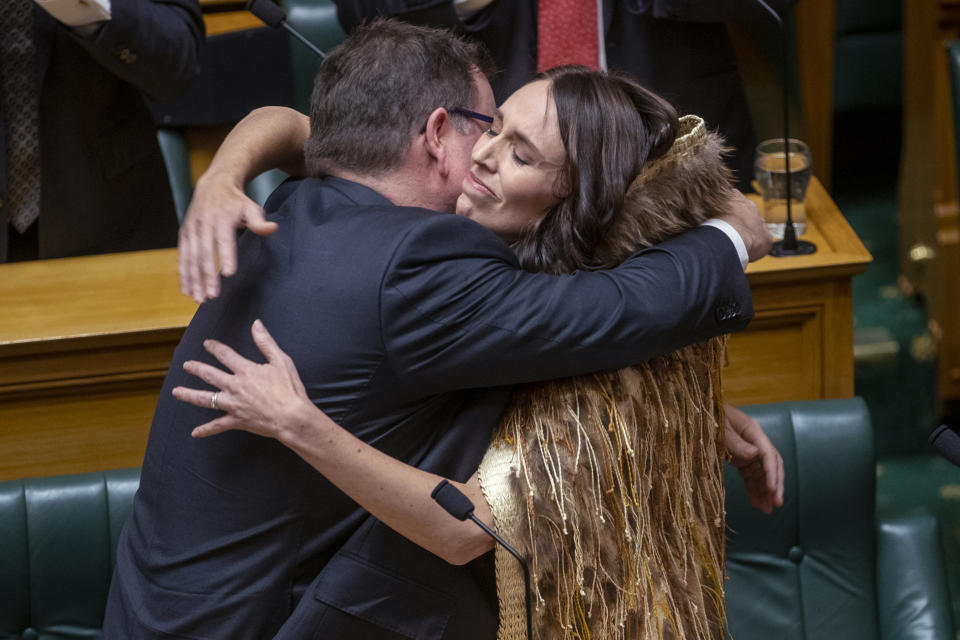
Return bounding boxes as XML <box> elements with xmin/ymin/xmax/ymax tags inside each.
<box><xmin>66</xmin><ymin>0</ymin><xmax>204</xmax><ymax>100</ymax></box>
<box><xmin>381</xmin><ymin>214</ymin><xmax>752</xmax><ymax>395</ymax></box>
<box><xmin>624</xmin><ymin>0</ymin><xmax>799</xmax><ymax>23</ymax></box>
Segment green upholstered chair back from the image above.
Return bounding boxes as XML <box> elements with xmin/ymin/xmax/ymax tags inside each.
<box><xmin>239</xmin><ymin>1</ymin><xmax>344</xmax><ymax>206</ymax></box>
<box><xmin>725</xmin><ymin>398</ymin><xmax>954</xmax><ymax>639</ymax></box>
<box><xmin>156</xmin><ymin>128</ymin><xmax>194</xmax><ymax>224</ymax></box>
<box><xmin>158</xmin><ymin>126</ymin><xmax>287</xmax><ymax>213</ymax></box>
<box><xmin>158</xmin><ymin>5</ymin><xmax>345</xmax><ymax>221</ymax></box>
<box><xmin>0</xmin><ymin>469</ymin><xmax>139</xmax><ymax>640</ymax></box>
<box><xmin>283</xmin><ymin>0</ymin><xmax>346</xmax><ymax>114</ymax></box>
<box><xmin>833</xmin><ymin>0</ymin><xmax>902</xmax><ymax>112</ymax></box>
<box><xmin>725</xmin><ymin>399</ymin><xmax>878</xmax><ymax>638</ymax></box>
<box><xmin>244</xmin><ymin>168</ymin><xmax>289</xmax><ymax>207</ymax></box>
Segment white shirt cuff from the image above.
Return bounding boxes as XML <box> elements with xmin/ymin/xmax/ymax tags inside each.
<box><xmin>453</xmin><ymin>0</ymin><xmax>493</xmax><ymax>20</ymax></box>
<box><xmin>702</xmin><ymin>218</ymin><xmax>749</xmax><ymax>271</ymax></box>
<box><xmin>35</xmin><ymin>0</ymin><xmax>111</xmax><ymax>27</ymax></box>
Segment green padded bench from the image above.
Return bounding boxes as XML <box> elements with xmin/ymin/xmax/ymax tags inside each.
<box><xmin>725</xmin><ymin>398</ymin><xmax>954</xmax><ymax>639</ymax></box>
<box><xmin>0</xmin><ymin>400</ymin><xmax>953</xmax><ymax>639</ymax></box>
<box><xmin>0</xmin><ymin>469</ymin><xmax>139</xmax><ymax>640</ymax></box>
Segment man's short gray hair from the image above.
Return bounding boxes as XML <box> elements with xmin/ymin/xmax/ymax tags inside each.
<box><xmin>305</xmin><ymin>19</ymin><xmax>495</xmax><ymax>178</ymax></box>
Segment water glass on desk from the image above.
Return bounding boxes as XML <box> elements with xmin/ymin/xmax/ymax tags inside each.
<box><xmin>754</xmin><ymin>138</ymin><xmax>812</xmax><ymax>239</ymax></box>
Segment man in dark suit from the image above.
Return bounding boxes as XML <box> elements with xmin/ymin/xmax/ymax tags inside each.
<box><xmin>106</xmin><ymin>19</ymin><xmax>771</xmax><ymax>639</ymax></box>
<box><xmin>0</xmin><ymin>0</ymin><xmax>203</xmax><ymax>262</ymax></box>
<box><xmin>335</xmin><ymin>0</ymin><xmax>798</xmax><ymax>191</ymax></box>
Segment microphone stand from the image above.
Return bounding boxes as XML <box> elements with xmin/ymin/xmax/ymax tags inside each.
<box><xmin>246</xmin><ymin>0</ymin><xmax>327</xmax><ymax>59</ymax></box>
<box><xmin>755</xmin><ymin>0</ymin><xmax>816</xmax><ymax>256</ymax></box>
<box><xmin>431</xmin><ymin>480</ymin><xmax>533</xmax><ymax>640</ymax></box>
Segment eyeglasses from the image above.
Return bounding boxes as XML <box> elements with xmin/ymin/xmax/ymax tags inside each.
<box><xmin>420</xmin><ymin>107</ymin><xmax>494</xmax><ymax>134</ymax></box>
<box><xmin>451</xmin><ymin>108</ymin><xmax>494</xmax><ymax>125</ymax></box>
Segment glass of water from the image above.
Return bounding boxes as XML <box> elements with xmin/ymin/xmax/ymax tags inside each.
<box><xmin>754</xmin><ymin>138</ymin><xmax>812</xmax><ymax>239</ymax></box>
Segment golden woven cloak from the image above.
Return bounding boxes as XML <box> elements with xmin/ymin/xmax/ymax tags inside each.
<box><xmin>478</xmin><ymin>115</ymin><xmax>735</xmax><ymax>640</ymax></box>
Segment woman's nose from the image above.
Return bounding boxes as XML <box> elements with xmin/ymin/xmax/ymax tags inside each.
<box><xmin>471</xmin><ymin>134</ymin><xmax>497</xmax><ymax>171</ymax></box>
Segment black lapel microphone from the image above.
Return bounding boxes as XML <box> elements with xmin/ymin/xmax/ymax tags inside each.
<box><xmin>930</xmin><ymin>424</ymin><xmax>960</xmax><ymax>466</ymax></box>
<box><xmin>246</xmin><ymin>0</ymin><xmax>327</xmax><ymax>59</ymax></box>
<box><xmin>431</xmin><ymin>479</ymin><xmax>533</xmax><ymax>640</ymax></box>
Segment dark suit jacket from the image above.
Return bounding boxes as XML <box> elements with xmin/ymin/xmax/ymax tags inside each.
<box><xmin>0</xmin><ymin>0</ymin><xmax>202</xmax><ymax>262</ymax></box>
<box><xmin>103</xmin><ymin>176</ymin><xmax>752</xmax><ymax>639</ymax></box>
<box><xmin>336</xmin><ymin>0</ymin><xmax>797</xmax><ymax>190</ymax></box>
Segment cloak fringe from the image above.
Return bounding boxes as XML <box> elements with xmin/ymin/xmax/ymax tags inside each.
<box><xmin>478</xmin><ymin>115</ymin><xmax>735</xmax><ymax>640</ymax></box>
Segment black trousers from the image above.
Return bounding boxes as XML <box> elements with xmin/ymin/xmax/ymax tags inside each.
<box><xmin>6</xmin><ymin>221</ymin><xmax>39</xmax><ymax>262</ymax></box>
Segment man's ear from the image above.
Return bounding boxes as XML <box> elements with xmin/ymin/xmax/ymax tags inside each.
<box><xmin>422</xmin><ymin>107</ymin><xmax>452</xmax><ymax>177</ymax></box>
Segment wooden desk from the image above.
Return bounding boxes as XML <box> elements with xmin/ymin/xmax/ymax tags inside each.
<box><xmin>725</xmin><ymin>177</ymin><xmax>872</xmax><ymax>405</ymax></box>
<box><xmin>203</xmin><ymin>10</ymin><xmax>264</xmax><ymax>38</ymax></box>
<box><xmin>0</xmin><ymin>250</ymin><xmax>196</xmax><ymax>481</ymax></box>
<box><xmin>0</xmin><ymin>181</ymin><xmax>869</xmax><ymax>480</ymax></box>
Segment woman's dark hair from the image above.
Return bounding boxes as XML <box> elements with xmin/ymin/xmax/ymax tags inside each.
<box><xmin>511</xmin><ymin>66</ymin><xmax>679</xmax><ymax>275</ymax></box>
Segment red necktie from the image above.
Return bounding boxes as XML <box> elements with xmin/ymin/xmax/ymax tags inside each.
<box><xmin>537</xmin><ymin>0</ymin><xmax>599</xmax><ymax>72</ymax></box>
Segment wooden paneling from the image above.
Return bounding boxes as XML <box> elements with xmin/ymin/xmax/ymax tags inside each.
<box><xmin>0</xmin><ymin>181</ymin><xmax>868</xmax><ymax>480</ymax></box>
<box><xmin>0</xmin><ymin>384</ymin><xmax>159</xmax><ymax>480</ymax></box>
<box><xmin>726</xmin><ymin>280</ymin><xmax>853</xmax><ymax>405</ymax></box>
<box><xmin>795</xmin><ymin>0</ymin><xmax>836</xmax><ymax>193</ymax></box>
<box><xmin>936</xmin><ymin>203</ymin><xmax>960</xmax><ymax>405</ymax></box>
<box><xmin>726</xmin><ymin>304</ymin><xmax>823</xmax><ymax>404</ymax></box>
<box><xmin>898</xmin><ymin>0</ymin><xmax>960</xmax><ymax>412</ymax></box>
<box><xmin>0</xmin><ymin>251</ymin><xmax>196</xmax><ymax>480</ymax></box>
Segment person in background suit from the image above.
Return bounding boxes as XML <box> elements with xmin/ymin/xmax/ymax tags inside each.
<box><xmin>106</xmin><ymin>19</ymin><xmax>769</xmax><ymax>639</ymax></box>
<box><xmin>0</xmin><ymin>0</ymin><xmax>203</xmax><ymax>263</ymax></box>
<box><xmin>335</xmin><ymin>0</ymin><xmax>799</xmax><ymax>191</ymax></box>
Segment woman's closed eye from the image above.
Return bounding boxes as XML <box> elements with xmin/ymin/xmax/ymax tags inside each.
<box><xmin>483</xmin><ymin>126</ymin><xmax>531</xmax><ymax>166</ymax></box>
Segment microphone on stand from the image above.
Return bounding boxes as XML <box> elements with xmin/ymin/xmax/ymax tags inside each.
<box><xmin>246</xmin><ymin>0</ymin><xmax>327</xmax><ymax>59</ymax></box>
<box><xmin>754</xmin><ymin>0</ymin><xmax>816</xmax><ymax>256</ymax></box>
<box><xmin>431</xmin><ymin>479</ymin><xmax>533</xmax><ymax>640</ymax></box>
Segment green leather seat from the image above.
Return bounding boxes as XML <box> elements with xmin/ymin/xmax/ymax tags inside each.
<box><xmin>0</xmin><ymin>468</ymin><xmax>139</xmax><ymax>640</ymax></box>
<box><xmin>157</xmin><ymin>126</ymin><xmax>286</xmax><ymax>215</ymax></box>
<box><xmin>239</xmin><ymin>0</ymin><xmax>346</xmax><ymax>206</ymax></box>
<box><xmin>157</xmin><ymin>128</ymin><xmax>194</xmax><ymax>223</ymax></box>
<box><xmin>0</xmin><ymin>400</ymin><xmax>953</xmax><ymax>638</ymax></box>
<box><xmin>158</xmin><ymin>4</ymin><xmax>345</xmax><ymax>219</ymax></box>
<box><xmin>283</xmin><ymin>0</ymin><xmax>346</xmax><ymax>114</ymax></box>
<box><xmin>726</xmin><ymin>398</ymin><xmax>954</xmax><ymax>639</ymax></box>
<box><xmin>833</xmin><ymin>0</ymin><xmax>902</xmax><ymax>112</ymax></box>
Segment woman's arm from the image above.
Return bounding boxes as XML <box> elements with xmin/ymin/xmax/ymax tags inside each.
<box><xmin>172</xmin><ymin>319</ymin><xmax>495</xmax><ymax>566</ymax></box>
<box><xmin>179</xmin><ymin>107</ymin><xmax>311</xmax><ymax>303</ymax></box>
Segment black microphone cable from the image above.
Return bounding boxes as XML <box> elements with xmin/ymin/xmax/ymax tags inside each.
<box><xmin>246</xmin><ymin>0</ymin><xmax>326</xmax><ymax>59</ymax></box>
<box><xmin>431</xmin><ymin>479</ymin><xmax>533</xmax><ymax>640</ymax></box>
